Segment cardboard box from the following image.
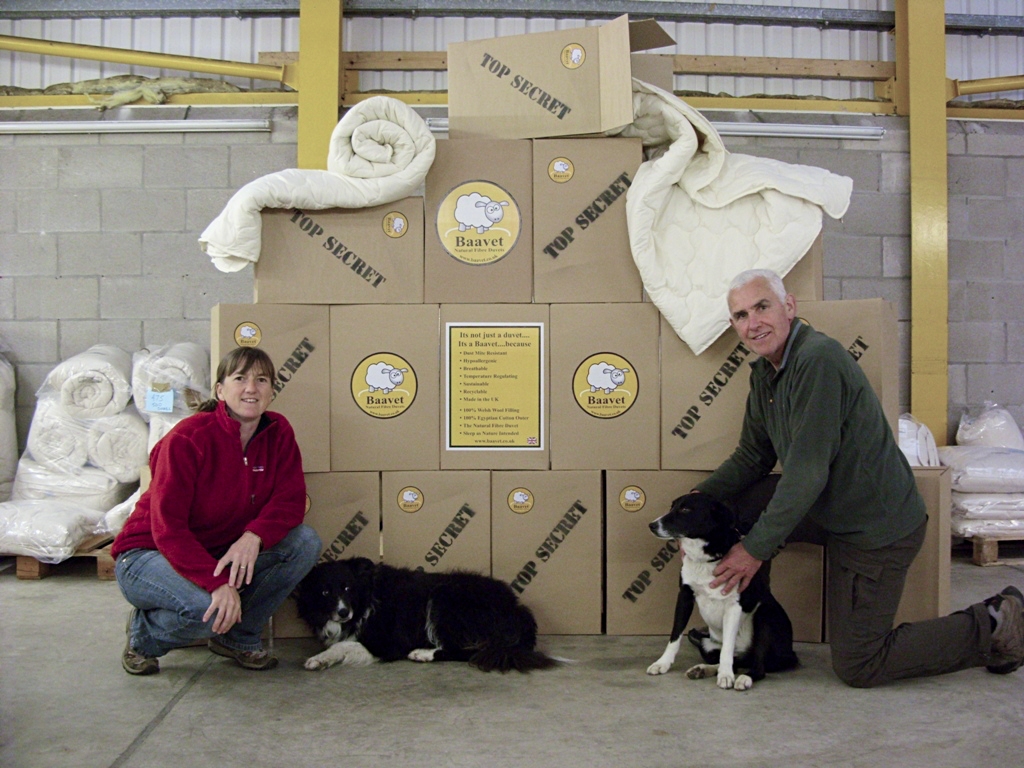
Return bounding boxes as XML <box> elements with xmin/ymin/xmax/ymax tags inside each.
<box><xmin>256</xmin><ymin>200</ymin><xmax>425</xmax><ymax>304</ymax></box>
<box><xmin>894</xmin><ymin>466</ymin><xmax>951</xmax><ymax>626</ymax></box>
<box><xmin>786</xmin><ymin>233</ymin><xmax>824</xmax><ymax>302</ymax></box>
<box><xmin>605</xmin><ymin>470</ymin><xmax>710</xmax><ymax>636</ymax></box>
<box><xmin>661</xmin><ymin>298</ymin><xmax>898</xmax><ymax>471</ymax></box>
<box><xmin>424</xmin><ymin>139</ymin><xmax>533</xmax><ymax>303</ymax></box>
<box><xmin>272</xmin><ymin>471</ymin><xmax>381</xmax><ymax>638</ymax></box>
<box><xmin>799</xmin><ymin>299</ymin><xmax>899</xmax><ymax>432</ymax></box>
<box><xmin>448</xmin><ymin>15</ymin><xmax>675</xmax><ymax>140</ymax></box>
<box><xmin>604</xmin><ymin>470</ymin><xmax>824</xmax><ymax>642</ymax></box>
<box><xmin>533</xmin><ymin>138</ymin><xmax>643</xmax><ymax>303</ymax></box>
<box><xmin>211</xmin><ymin>303</ymin><xmax>331</xmax><ymax>473</ymax></box>
<box><xmin>629</xmin><ymin>53</ymin><xmax>674</xmax><ymax>92</ymax></box>
<box><xmin>441</xmin><ymin>304</ymin><xmax>550</xmax><ymax>470</ymax></box>
<box><xmin>381</xmin><ymin>471</ymin><xmax>491</xmax><ymax>574</ymax></box>
<box><xmin>330</xmin><ymin>304</ymin><xmax>440</xmax><ymax>471</ymax></box>
<box><xmin>491</xmin><ymin>471</ymin><xmax>602</xmax><ymax>635</ymax></box>
<box><xmin>550</xmin><ymin>303</ymin><xmax>660</xmax><ymax>470</ymax></box>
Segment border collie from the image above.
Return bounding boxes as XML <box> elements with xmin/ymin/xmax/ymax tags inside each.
<box><xmin>295</xmin><ymin>557</ymin><xmax>559</xmax><ymax>673</ymax></box>
<box><xmin>646</xmin><ymin>493</ymin><xmax>798</xmax><ymax>691</ymax></box>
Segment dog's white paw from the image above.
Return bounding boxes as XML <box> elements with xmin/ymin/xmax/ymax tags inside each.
<box><xmin>717</xmin><ymin>672</ymin><xmax>735</xmax><ymax>689</ymax></box>
<box><xmin>408</xmin><ymin>648</ymin><xmax>437</xmax><ymax>663</ymax></box>
<box><xmin>647</xmin><ymin>660</ymin><xmax>673</xmax><ymax>675</ymax></box>
<box><xmin>685</xmin><ymin>663</ymin><xmax>716</xmax><ymax>680</ymax></box>
<box><xmin>304</xmin><ymin>653</ymin><xmax>335</xmax><ymax>671</ymax></box>
<box><xmin>733</xmin><ymin>674</ymin><xmax>753</xmax><ymax>691</ymax></box>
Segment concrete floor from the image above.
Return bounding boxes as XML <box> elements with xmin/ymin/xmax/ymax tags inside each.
<box><xmin>1</xmin><ymin>550</ymin><xmax>1022</xmax><ymax>768</ymax></box>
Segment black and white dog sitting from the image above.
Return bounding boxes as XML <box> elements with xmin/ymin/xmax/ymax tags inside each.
<box><xmin>295</xmin><ymin>557</ymin><xmax>559</xmax><ymax>673</ymax></box>
<box><xmin>646</xmin><ymin>493</ymin><xmax>798</xmax><ymax>691</ymax></box>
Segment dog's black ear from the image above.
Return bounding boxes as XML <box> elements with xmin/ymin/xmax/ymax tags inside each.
<box><xmin>350</xmin><ymin>556</ymin><xmax>376</xmax><ymax>578</ymax></box>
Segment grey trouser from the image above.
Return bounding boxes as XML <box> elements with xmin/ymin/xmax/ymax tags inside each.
<box><xmin>731</xmin><ymin>477</ymin><xmax>995</xmax><ymax>688</ymax></box>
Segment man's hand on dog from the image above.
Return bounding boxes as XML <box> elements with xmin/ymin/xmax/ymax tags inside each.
<box><xmin>711</xmin><ymin>542</ymin><xmax>763</xmax><ymax>594</ymax></box>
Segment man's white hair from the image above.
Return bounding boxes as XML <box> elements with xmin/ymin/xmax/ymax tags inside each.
<box><xmin>728</xmin><ymin>269</ymin><xmax>787</xmax><ymax>303</ymax></box>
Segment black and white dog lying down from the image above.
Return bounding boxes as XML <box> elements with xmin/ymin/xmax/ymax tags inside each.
<box><xmin>295</xmin><ymin>557</ymin><xmax>559</xmax><ymax>673</ymax></box>
<box><xmin>646</xmin><ymin>493</ymin><xmax>798</xmax><ymax>691</ymax></box>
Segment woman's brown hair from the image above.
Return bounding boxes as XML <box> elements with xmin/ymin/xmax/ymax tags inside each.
<box><xmin>196</xmin><ymin>347</ymin><xmax>277</xmax><ymax>412</ymax></box>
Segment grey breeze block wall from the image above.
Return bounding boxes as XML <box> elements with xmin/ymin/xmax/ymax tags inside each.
<box><xmin>1</xmin><ymin>105</ymin><xmax>1022</xmax><ymax>450</ymax></box>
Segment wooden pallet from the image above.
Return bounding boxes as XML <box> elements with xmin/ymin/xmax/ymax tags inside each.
<box><xmin>971</xmin><ymin>534</ymin><xmax>1024</xmax><ymax>567</ymax></box>
<box><xmin>14</xmin><ymin>533</ymin><xmax>116</xmax><ymax>580</ymax></box>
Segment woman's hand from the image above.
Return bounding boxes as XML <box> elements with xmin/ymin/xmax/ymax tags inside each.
<box><xmin>214</xmin><ymin>530</ymin><xmax>262</xmax><ymax>589</ymax></box>
<box><xmin>203</xmin><ymin>583</ymin><xmax>242</xmax><ymax>634</ymax></box>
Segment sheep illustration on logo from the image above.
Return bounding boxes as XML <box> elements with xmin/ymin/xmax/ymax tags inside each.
<box><xmin>365</xmin><ymin>361</ymin><xmax>409</xmax><ymax>394</ymax></box>
<box><xmin>587</xmin><ymin>362</ymin><xmax>631</xmax><ymax>394</ymax></box>
<box><xmin>553</xmin><ymin>160</ymin><xmax>570</xmax><ymax>173</ymax></box>
<box><xmin>239</xmin><ymin>326</ymin><xmax>257</xmax><ymax>339</ymax></box>
<box><xmin>454</xmin><ymin>192</ymin><xmax>510</xmax><ymax>234</ymax></box>
<box><xmin>570</xmin><ymin>48</ymin><xmax>583</xmax><ymax>65</ymax></box>
<box><xmin>512</xmin><ymin>490</ymin><xmax>530</xmax><ymax>504</ymax></box>
<box><xmin>402</xmin><ymin>489</ymin><xmax>420</xmax><ymax>503</ymax></box>
<box><xmin>392</xmin><ymin>216</ymin><xmax>406</xmax><ymax>234</ymax></box>
<box><xmin>624</xmin><ymin>489</ymin><xmax>642</xmax><ymax>503</ymax></box>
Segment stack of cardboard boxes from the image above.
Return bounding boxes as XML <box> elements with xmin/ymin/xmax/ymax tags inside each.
<box><xmin>212</xmin><ymin>16</ymin><xmax>949</xmax><ymax>640</ymax></box>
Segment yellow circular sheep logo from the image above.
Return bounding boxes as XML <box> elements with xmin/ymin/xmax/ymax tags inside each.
<box><xmin>435</xmin><ymin>181</ymin><xmax>522</xmax><ymax>266</ymax></box>
<box><xmin>507</xmin><ymin>488</ymin><xmax>534</xmax><ymax>514</ymax></box>
<box><xmin>351</xmin><ymin>353</ymin><xmax>417</xmax><ymax>419</ymax></box>
<box><xmin>547</xmin><ymin>157</ymin><xmax>574</xmax><ymax>183</ymax></box>
<box><xmin>561</xmin><ymin>44</ymin><xmax>586</xmax><ymax>69</ymax></box>
<box><xmin>382</xmin><ymin>211</ymin><xmax>410</xmax><ymax>239</ymax></box>
<box><xmin>573</xmin><ymin>353</ymin><xmax>638</xmax><ymax>419</ymax></box>
<box><xmin>398</xmin><ymin>486</ymin><xmax>424</xmax><ymax>513</ymax></box>
<box><xmin>619</xmin><ymin>486</ymin><xmax>646</xmax><ymax>513</ymax></box>
<box><xmin>233</xmin><ymin>322</ymin><xmax>262</xmax><ymax>347</ymax></box>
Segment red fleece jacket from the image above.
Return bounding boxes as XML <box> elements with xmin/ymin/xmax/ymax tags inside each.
<box><xmin>112</xmin><ymin>401</ymin><xmax>306</xmax><ymax>593</ymax></box>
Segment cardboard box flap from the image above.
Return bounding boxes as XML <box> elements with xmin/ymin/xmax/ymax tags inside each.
<box><xmin>626</xmin><ymin>18</ymin><xmax>676</xmax><ymax>52</ymax></box>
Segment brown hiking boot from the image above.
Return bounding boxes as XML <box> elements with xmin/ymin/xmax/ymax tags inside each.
<box><xmin>209</xmin><ymin>636</ymin><xmax>278</xmax><ymax>671</ymax></box>
<box><xmin>986</xmin><ymin>586</ymin><xmax>1024</xmax><ymax>674</ymax></box>
<box><xmin>122</xmin><ymin>610</ymin><xmax>159</xmax><ymax>676</ymax></box>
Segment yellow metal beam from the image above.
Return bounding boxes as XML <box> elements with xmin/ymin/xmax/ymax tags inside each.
<box><xmin>297</xmin><ymin>0</ymin><xmax>343</xmax><ymax>170</ymax></box>
<box><xmin>0</xmin><ymin>33</ymin><xmax>296</xmax><ymax>88</ymax></box>
<box><xmin>899</xmin><ymin>1</ymin><xmax>949</xmax><ymax>443</ymax></box>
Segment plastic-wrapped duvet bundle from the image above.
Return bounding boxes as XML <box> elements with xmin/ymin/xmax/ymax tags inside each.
<box><xmin>131</xmin><ymin>342</ymin><xmax>210</xmax><ymax>451</ymax></box>
<box><xmin>956</xmin><ymin>402</ymin><xmax>1024</xmax><ymax>450</ymax></box>
<box><xmin>11</xmin><ymin>457</ymin><xmax>133</xmax><ymax>511</ymax></box>
<box><xmin>85</xmin><ymin>404</ymin><xmax>149</xmax><ymax>483</ymax></box>
<box><xmin>42</xmin><ymin>344</ymin><xmax>132</xmax><ymax>419</ymax></box>
<box><xmin>0</xmin><ymin>354</ymin><xmax>17</xmax><ymax>502</ymax></box>
<box><xmin>26</xmin><ymin>396</ymin><xmax>89</xmax><ymax>472</ymax></box>
<box><xmin>0</xmin><ymin>499</ymin><xmax>107</xmax><ymax>563</ymax></box>
<box><xmin>937</xmin><ymin>446</ymin><xmax>1024</xmax><ymax>494</ymax></box>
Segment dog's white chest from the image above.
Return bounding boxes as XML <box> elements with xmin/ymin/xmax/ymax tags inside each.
<box><xmin>680</xmin><ymin>550</ymin><xmax>752</xmax><ymax>651</ymax></box>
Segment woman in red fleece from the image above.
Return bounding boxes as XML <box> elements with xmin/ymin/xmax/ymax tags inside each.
<box><xmin>113</xmin><ymin>347</ymin><xmax>320</xmax><ymax>675</ymax></box>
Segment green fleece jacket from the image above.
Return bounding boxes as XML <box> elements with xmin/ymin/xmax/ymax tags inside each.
<box><xmin>695</xmin><ymin>319</ymin><xmax>925</xmax><ymax>561</ymax></box>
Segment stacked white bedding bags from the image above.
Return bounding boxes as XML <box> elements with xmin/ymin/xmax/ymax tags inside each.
<box><xmin>939</xmin><ymin>403</ymin><xmax>1024</xmax><ymax>538</ymax></box>
<box><xmin>3</xmin><ymin>345</ymin><xmax>145</xmax><ymax>560</ymax></box>
<box><xmin>0</xmin><ymin>354</ymin><xmax>16</xmax><ymax>502</ymax></box>
<box><xmin>132</xmin><ymin>342</ymin><xmax>210</xmax><ymax>452</ymax></box>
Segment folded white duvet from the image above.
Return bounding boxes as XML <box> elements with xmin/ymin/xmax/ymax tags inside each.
<box><xmin>132</xmin><ymin>342</ymin><xmax>210</xmax><ymax>422</ymax></box>
<box><xmin>86</xmin><ymin>404</ymin><xmax>149</xmax><ymax>483</ymax></box>
<box><xmin>200</xmin><ymin>95</ymin><xmax>437</xmax><ymax>273</ymax></box>
<box><xmin>938</xmin><ymin>446</ymin><xmax>1024</xmax><ymax>493</ymax></box>
<box><xmin>42</xmin><ymin>344</ymin><xmax>133</xmax><ymax>419</ymax></box>
<box><xmin>616</xmin><ymin>80</ymin><xmax>853</xmax><ymax>355</ymax></box>
<box><xmin>26</xmin><ymin>397</ymin><xmax>89</xmax><ymax>472</ymax></box>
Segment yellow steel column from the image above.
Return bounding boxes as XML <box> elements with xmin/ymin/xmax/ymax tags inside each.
<box><xmin>898</xmin><ymin>1</ymin><xmax>949</xmax><ymax>442</ymax></box>
<box><xmin>297</xmin><ymin>0</ymin><xmax>343</xmax><ymax>170</ymax></box>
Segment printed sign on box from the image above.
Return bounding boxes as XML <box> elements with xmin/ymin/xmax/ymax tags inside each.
<box><xmin>441</xmin><ymin>304</ymin><xmax>549</xmax><ymax>470</ymax></box>
<box><xmin>448</xmin><ymin>15</ymin><xmax>675</xmax><ymax>140</ymax></box>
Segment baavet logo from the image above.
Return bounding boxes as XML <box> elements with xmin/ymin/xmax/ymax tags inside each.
<box><xmin>573</xmin><ymin>352</ymin><xmax>637</xmax><ymax>419</ymax></box>
<box><xmin>435</xmin><ymin>181</ymin><xmax>522</xmax><ymax>266</ymax></box>
<box><xmin>351</xmin><ymin>353</ymin><xmax>417</xmax><ymax>419</ymax></box>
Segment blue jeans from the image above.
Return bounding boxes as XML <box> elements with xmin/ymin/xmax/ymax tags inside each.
<box><xmin>116</xmin><ymin>524</ymin><xmax>320</xmax><ymax>658</ymax></box>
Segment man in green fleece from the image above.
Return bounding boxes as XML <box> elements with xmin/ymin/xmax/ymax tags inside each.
<box><xmin>694</xmin><ymin>268</ymin><xmax>1023</xmax><ymax>687</ymax></box>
